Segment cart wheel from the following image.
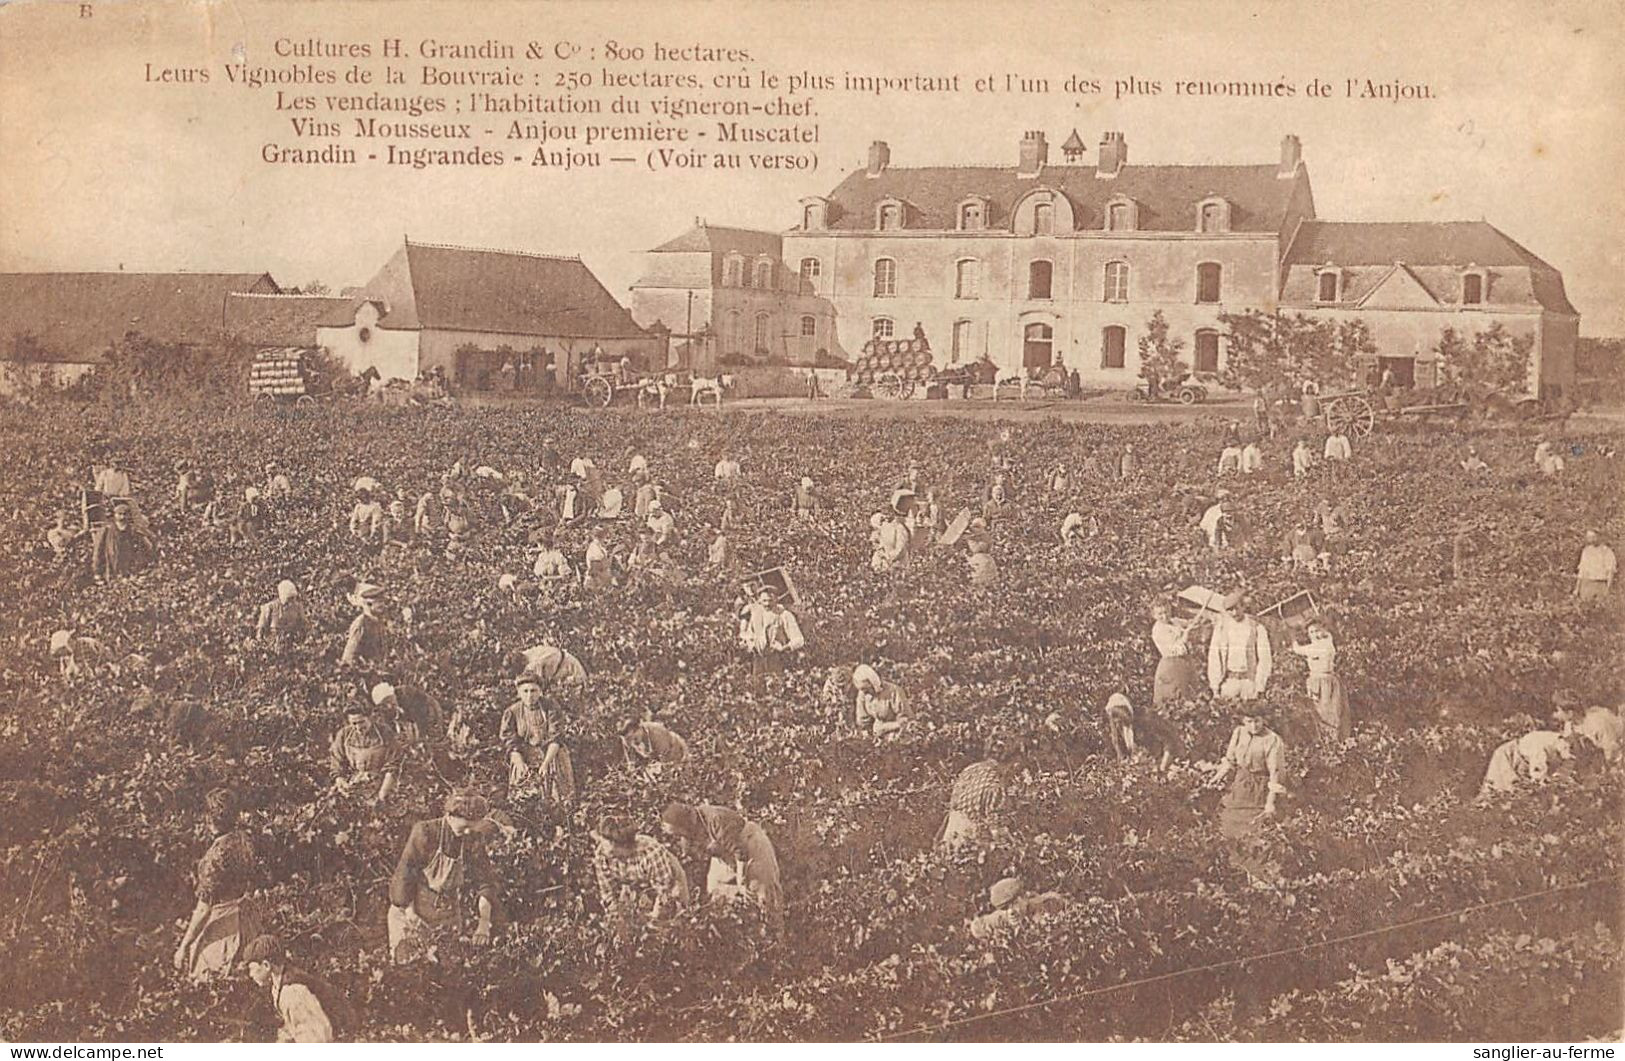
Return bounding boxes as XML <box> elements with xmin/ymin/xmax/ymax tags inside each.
<box><xmin>875</xmin><ymin>374</ymin><xmax>901</xmax><ymax>400</ymax></box>
<box><xmin>899</xmin><ymin>380</ymin><xmax>916</xmax><ymax>400</ymax></box>
<box><xmin>585</xmin><ymin>377</ymin><xmax>613</xmax><ymax>407</ymax></box>
<box><xmin>295</xmin><ymin>394</ymin><xmax>316</xmax><ymax>408</ymax></box>
<box><xmin>1178</xmin><ymin>386</ymin><xmax>1198</xmax><ymax>405</ymax></box>
<box><xmin>1347</xmin><ymin>397</ymin><xmax>1376</xmax><ymax>436</ymax></box>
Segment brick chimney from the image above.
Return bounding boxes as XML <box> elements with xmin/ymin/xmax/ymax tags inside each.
<box><xmin>1096</xmin><ymin>131</ymin><xmax>1126</xmax><ymax>178</ymax></box>
<box><xmin>1018</xmin><ymin>130</ymin><xmax>1048</xmax><ymax>177</ymax></box>
<box><xmin>1279</xmin><ymin>134</ymin><xmax>1302</xmax><ymax>177</ymax></box>
<box><xmin>866</xmin><ymin>140</ymin><xmax>890</xmax><ymax>177</ymax></box>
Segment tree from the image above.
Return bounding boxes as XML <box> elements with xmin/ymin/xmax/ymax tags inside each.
<box><xmin>1217</xmin><ymin>309</ymin><xmax>1289</xmax><ymax>396</ymax></box>
<box><xmin>288</xmin><ymin>281</ymin><xmax>332</xmax><ymax>296</ymax></box>
<box><xmin>1136</xmin><ymin>310</ymin><xmax>1188</xmax><ymax>389</ymax></box>
<box><xmin>1434</xmin><ymin>323</ymin><xmax>1534</xmax><ymax>395</ymax></box>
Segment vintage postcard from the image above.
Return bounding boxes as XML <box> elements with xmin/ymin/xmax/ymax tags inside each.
<box><xmin>1</xmin><ymin>0</ymin><xmax>1621</xmax><ymax>1046</ymax></box>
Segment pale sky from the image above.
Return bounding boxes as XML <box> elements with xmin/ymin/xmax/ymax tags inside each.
<box><xmin>3</xmin><ymin>0</ymin><xmax>1622</xmax><ymax>332</ymax></box>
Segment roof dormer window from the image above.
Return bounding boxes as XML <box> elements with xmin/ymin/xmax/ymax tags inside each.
<box><xmin>1461</xmin><ymin>266</ymin><xmax>1485</xmax><ymax>306</ymax></box>
<box><xmin>1315</xmin><ymin>265</ymin><xmax>1341</xmax><ymax>303</ymax></box>
<box><xmin>957</xmin><ymin>197</ymin><xmax>989</xmax><ymax>231</ymax></box>
<box><xmin>876</xmin><ymin>199</ymin><xmax>905</xmax><ymax>231</ymax></box>
<box><xmin>1196</xmin><ymin>197</ymin><xmax>1231</xmax><ymax>234</ymax></box>
<box><xmin>800</xmin><ymin>198</ymin><xmax>827</xmax><ymax>232</ymax></box>
<box><xmin>1105</xmin><ymin>196</ymin><xmax>1138</xmax><ymax>232</ymax></box>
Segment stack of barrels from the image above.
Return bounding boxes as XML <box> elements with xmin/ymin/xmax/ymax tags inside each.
<box><xmin>249</xmin><ymin>348</ymin><xmax>310</xmax><ymax>398</ymax></box>
<box><xmin>851</xmin><ymin>338</ymin><xmax>934</xmax><ymax>384</ymax></box>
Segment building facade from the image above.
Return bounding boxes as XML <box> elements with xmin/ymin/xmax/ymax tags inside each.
<box><xmin>630</xmin><ymin>222</ymin><xmax>835</xmax><ymax>373</ymax></box>
<box><xmin>779</xmin><ymin>131</ymin><xmax>1577</xmax><ymax>394</ymax></box>
<box><xmin>318</xmin><ymin>239</ymin><xmax>653</xmax><ymax>394</ymax></box>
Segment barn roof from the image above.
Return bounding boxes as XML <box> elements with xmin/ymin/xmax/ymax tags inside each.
<box><xmin>224</xmin><ymin>293</ymin><xmax>356</xmax><ymax>347</ymax></box>
<box><xmin>366</xmin><ymin>240</ymin><xmax>645</xmax><ymax>339</ymax></box>
<box><xmin>0</xmin><ymin>272</ymin><xmax>278</xmax><ymax>362</ymax></box>
<box><xmin>651</xmin><ymin>224</ymin><xmax>783</xmax><ymax>257</ymax></box>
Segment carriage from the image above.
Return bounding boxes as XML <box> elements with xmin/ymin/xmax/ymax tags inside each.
<box><xmin>995</xmin><ymin>363</ymin><xmax>1072</xmax><ymax>401</ymax></box>
<box><xmin>1315</xmin><ymin>390</ymin><xmax>1380</xmax><ymax>437</ymax></box>
<box><xmin>578</xmin><ymin>358</ymin><xmax>672</xmax><ymax>408</ymax></box>
<box><xmin>847</xmin><ymin>336</ymin><xmax>934</xmax><ymax>400</ymax></box>
<box><xmin>249</xmin><ymin>347</ymin><xmax>373</xmax><ymax>407</ymax></box>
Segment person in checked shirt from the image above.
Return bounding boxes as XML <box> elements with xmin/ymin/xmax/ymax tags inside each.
<box><xmin>937</xmin><ymin>739</ymin><xmax>1011</xmax><ymax>851</ymax></box>
<box><xmin>592</xmin><ymin>816</ymin><xmax>690</xmax><ymax>943</ymax></box>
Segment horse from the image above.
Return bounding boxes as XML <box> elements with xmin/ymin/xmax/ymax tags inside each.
<box><xmin>637</xmin><ymin>374</ymin><xmax>678</xmax><ymax>411</ymax></box>
<box><xmin>690</xmin><ymin>374</ymin><xmax>735</xmax><ymax>407</ymax></box>
<box><xmin>992</xmin><ymin>368</ymin><xmax>1032</xmax><ymax>403</ymax></box>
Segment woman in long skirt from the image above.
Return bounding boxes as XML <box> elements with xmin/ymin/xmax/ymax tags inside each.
<box><xmin>1205</xmin><ymin>710</ymin><xmax>1287</xmax><ymax>881</ymax></box>
<box><xmin>1150</xmin><ymin>602</ymin><xmax>1200</xmax><ymax>706</ymax></box>
<box><xmin>174</xmin><ymin>789</ymin><xmax>262</xmax><ymax>981</ymax></box>
<box><xmin>1291</xmin><ymin>620</ymin><xmax>1351</xmax><ymax>743</ymax></box>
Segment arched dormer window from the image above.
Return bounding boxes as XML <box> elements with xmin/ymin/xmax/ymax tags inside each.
<box><xmin>722</xmin><ymin>254</ymin><xmax>744</xmax><ymax>288</ymax></box>
<box><xmin>1461</xmin><ymin>266</ymin><xmax>1485</xmax><ymax>306</ymax></box>
<box><xmin>752</xmin><ymin>258</ymin><xmax>773</xmax><ymax>290</ymax></box>
<box><xmin>876</xmin><ymin>198</ymin><xmax>904</xmax><ymax>231</ymax></box>
<box><xmin>1105</xmin><ymin>196</ymin><xmax>1138</xmax><ymax>232</ymax></box>
<box><xmin>957</xmin><ymin>196</ymin><xmax>989</xmax><ymax>231</ymax></box>
<box><xmin>1013</xmin><ymin>189</ymin><xmax>1075</xmax><ymax>235</ymax></box>
<box><xmin>1315</xmin><ymin>265</ymin><xmax>1341</xmax><ymax>303</ymax></box>
<box><xmin>800</xmin><ymin>197</ymin><xmax>828</xmax><ymax>232</ymax></box>
<box><xmin>1196</xmin><ymin>197</ymin><xmax>1231</xmax><ymax>233</ymax></box>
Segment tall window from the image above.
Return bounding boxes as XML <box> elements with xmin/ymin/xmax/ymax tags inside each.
<box><xmin>752</xmin><ymin>260</ymin><xmax>773</xmax><ymax>290</ymax></box>
<box><xmin>1029</xmin><ymin>260</ymin><xmax>1053</xmax><ymax>300</ymax></box>
<box><xmin>952</xmin><ymin>320</ymin><xmax>974</xmax><ymax>360</ymax></box>
<box><xmin>1317</xmin><ymin>271</ymin><xmax>1339</xmax><ymax>302</ymax></box>
<box><xmin>799</xmin><ymin>257</ymin><xmax>821</xmax><ymax>296</ymax></box>
<box><xmin>879</xmin><ymin>203</ymin><xmax>901</xmax><ymax>231</ymax></box>
<box><xmin>754</xmin><ymin>312</ymin><xmax>771</xmax><ymax>352</ymax></box>
<box><xmin>960</xmin><ymin>202</ymin><xmax>983</xmax><ymax>230</ymax></box>
<box><xmin>1195</xmin><ymin>329</ymin><xmax>1220</xmax><ymax>373</ymax></box>
<box><xmin>1108</xmin><ymin>202</ymin><xmax>1132</xmax><ymax>231</ymax></box>
<box><xmin>1199</xmin><ymin>202</ymin><xmax>1226</xmax><ymax>233</ymax></box>
<box><xmin>722</xmin><ymin>256</ymin><xmax>743</xmax><ymax>288</ymax></box>
<box><xmin>1104</xmin><ymin>261</ymin><xmax>1130</xmax><ymax>303</ymax></box>
<box><xmin>726</xmin><ymin>310</ymin><xmax>743</xmax><ymax>353</ymax></box>
<box><xmin>1023</xmin><ymin>323</ymin><xmax>1054</xmax><ymax>369</ymax></box>
<box><xmin>1196</xmin><ymin>262</ymin><xmax>1222</xmax><ymax>304</ymax></box>
<box><xmin>955</xmin><ymin>259</ymin><xmax>979</xmax><ymax>299</ymax></box>
<box><xmin>1101</xmin><ymin>326</ymin><xmax>1127</xmax><ymax>369</ymax></box>
<box><xmin>873</xmin><ymin>258</ymin><xmax>897</xmax><ymax>298</ymax></box>
<box><xmin>800</xmin><ymin>315</ymin><xmax>817</xmax><ymax>338</ymax></box>
<box><xmin>1462</xmin><ymin>273</ymin><xmax>1484</xmax><ymax>305</ymax></box>
<box><xmin>872</xmin><ymin>318</ymin><xmax>895</xmax><ymax>339</ymax></box>
<box><xmin>1034</xmin><ymin>202</ymin><xmax>1054</xmax><ymax>235</ymax></box>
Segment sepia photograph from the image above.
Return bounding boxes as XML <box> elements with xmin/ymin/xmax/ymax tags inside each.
<box><xmin>0</xmin><ymin>0</ymin><xmax>1621</xmax><ymax>1046</ymax></box>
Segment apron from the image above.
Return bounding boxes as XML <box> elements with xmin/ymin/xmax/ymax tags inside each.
<box><xmin>507</xmin><ymin>710</ymin><xmax>576</xmax><ymax>803</ymax></box>
<box><xmin>388</xmin><ymin>821</ymin><xmax>465</xmax><ymax>962</ymax></box>
<box><xmin>1306</xmin><ymin>673</ymin><xmax>1351</xmax><ymax>742</ymax></box>
<box><xmin>188</xmin><ymin>896</ymin><xmax>262</xmax><ymax>982</ymax></box>
<box><xmin>1153</xmin><ymin>656</ymin><xmax>1199</xmax><ymax>706</ymax></box>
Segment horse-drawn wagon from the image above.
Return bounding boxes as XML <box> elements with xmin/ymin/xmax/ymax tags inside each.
<box><xmin>249</xmin><ymin>348</ymin><xmax>373</xmax><ymax>407</ymax></box>
<box><xmin>848</xmin><ymin>337</ymin><xmax>934</xmax><ymax>400</ymax></box>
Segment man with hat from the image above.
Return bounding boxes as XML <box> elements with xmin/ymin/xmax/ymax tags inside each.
<box><xmin>500</xmin><ymin>673</ymin><xmax>575</xmax><ymax>804</ymax></box>
<box><xmin>91</xmin><ymin>501</ymin><xmax>155</xmax><ymax>582</ymax></box>
<box><xmin>241</xmin><ymin>934</ymin><xmax>352</xmax><ymax>1042</ymax></box>
<box><xmin>340</xmin><ymin>582</ymin><xmax>387</xmax><ymax>667</ymax></box>
<box><xmin>739</xmin><ymin>583</ymin><xmax>805</xmax><ymax>683</ymax></box>
<box><xmin>1574</xmin><ymin>530</ymin><xmax>1616</xmax><ymax>603</ymax></box>
<box><xmin>1207</xmin><ymin>592</ymin><xmax>1272</xmax><ymax>701</ymax></box>
<box><xmin>349</xmin><ymin>486</ymin><xmax>385</xmax><ymax>544</ymax></box>
<box><xmin>969</xmin><ymin>876</ymin><xmax>1068</xmax><ymax>941</ymax></box>
<box><xmin>255</xmin><ymin>579</ymin><xmax>308</xmax><ymax>646</ymax></box>
<box><xmin>388</xmin><ymin>789</ymin><xmax>501</xmax><ymax>961</ymax></box>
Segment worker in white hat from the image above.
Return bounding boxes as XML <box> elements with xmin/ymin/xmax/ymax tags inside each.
<box><xmin>646</xmin><ymin>497</ymin><xmax>676</xmax><ymax>546</ymax></box>
<box><xmin>255</xmin><ymin>579</ymin><xmax>308</xmax><ymax>645</ymax></box>
<box><xmin>850</xmin><ymin>663</ymin><xmax>909</xmax><ymax>737</ymax></box>
<box><xmin>371</xmin><ymin>680</ymin><xmax>445</xmax><ymax>747</ymax></box>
